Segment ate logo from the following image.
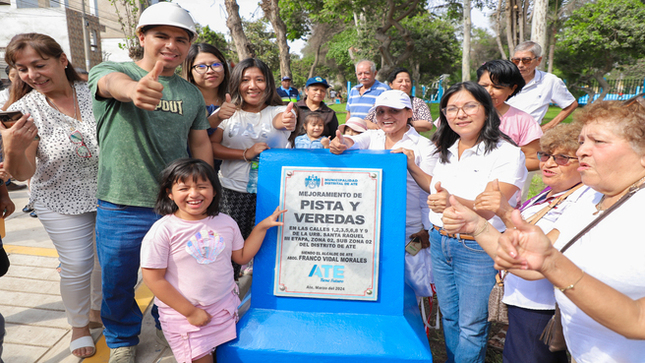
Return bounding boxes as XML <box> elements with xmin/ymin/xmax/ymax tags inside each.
<box><xmin>308</xmin><ymin>264</ymin><xmax>344</xmax><ymax>280</ymax></box>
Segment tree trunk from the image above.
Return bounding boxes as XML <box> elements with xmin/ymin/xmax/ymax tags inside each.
<box><xmin>374</xmin><ymin>0</ymin><xmax>419</xmax><ymax>81</ymax></box>
<box><xmin>411</xmin><ymin>61</ymin><xmax>421</xmax><ymax>97</ymax></box>
<box><xmin>494</xmin><ymin>0</ymin><xmax>507</xmax><ymax>59</ymax></box>
<box><xmin>547</xmin><ymin>26</ymin><xmax>556</xmax><ymax>73</ymax></box>
<box><xmin>225</xmin><ymin>0</ymin><xmax>255</xmax><ymax>60</ymax></box>
<box><xmin>594</xmin><ymin>72</ymin><xmax>611</xmax><ymax>102</ymax></box>
<box><xmin>462</xmin><ymin>0</ymin><xmax>472</xmax><ymax>81</ymax></box>
<box><xmin>531</xmin><ymin>0</ymin><xmax>548</xmax><ymax>70</ymax></box>
<box><xmin>260</xmin><ymin>0</ymin><xmax>291</xmax><ymax>79</ymax></box>
<box><xmin>505</xmin><ymin>0</ymin><xmax>515</xmax><ymax>53</ymax></box>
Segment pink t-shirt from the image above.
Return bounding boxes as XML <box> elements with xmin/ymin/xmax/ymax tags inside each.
<box><xmin>141</xmin><ymin>213</ymin><xmax>245</xmax><ymax>309</ymax></box>
<box><xmin>499</xmin><ymin>105</ymin><xmax>543</xmax><ymax>146</ymax></box>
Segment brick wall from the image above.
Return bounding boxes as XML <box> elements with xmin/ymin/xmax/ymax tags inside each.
<box><xmin>66</xmin><ymin>6</ymin><xmax>103</xmax><ymax>70</ymax></box>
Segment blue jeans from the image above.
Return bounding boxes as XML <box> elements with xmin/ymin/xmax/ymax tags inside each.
<box><xmin>430</xmin><ymin>228</ymin><xmax>497</xmax><ymax>363</ymax></box>
<box><xmin>96</xmin><ymin>200</ymin><xmax>160</xmax><ymax>348</ymax></box>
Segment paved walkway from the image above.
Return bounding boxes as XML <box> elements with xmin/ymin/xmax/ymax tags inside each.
<box><xmin>1</xmin><ymin>184</ymin><xmax>177</xmax><ymax>363</ymax></box>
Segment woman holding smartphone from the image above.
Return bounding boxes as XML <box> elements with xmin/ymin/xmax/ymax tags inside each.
<box><xmin>1</xmin><ymin>33</ymin><xmax>101</xmax><ymax>358</ymax></box>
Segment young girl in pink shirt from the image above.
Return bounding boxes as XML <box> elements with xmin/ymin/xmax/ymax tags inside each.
<box><xmin>141</xmin><ymin>158</ymin><xmax>284</xmax><ymax>363</ymax></box>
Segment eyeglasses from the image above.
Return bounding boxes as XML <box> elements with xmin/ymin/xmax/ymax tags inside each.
<box><xmin>441</xmin><ymin>102</ymin><xmax>481</xmax><ymax>118</ymax></box>
<box><xmin>537</xmin><ymin>151</ymin><xmax>577</xmax><ymax>166</ymax></box>
<box><xmin>511</xmin><ymin>57</ymin><xmax>538</xmax><ymax>65</ymax></box>
<box><xmin>192</xmin><ymin>62</ymin><xmax>224</xmax><ymax>74</ymax></box>
<box><xmin>622</xmin><ymin>92</ymin><xmax>645</xmax><ymax>108</ymax></box>
<box><xmin>69</xmin><ymin>130</ymin><xmax>92</xmax><ymax>158</ymax></box>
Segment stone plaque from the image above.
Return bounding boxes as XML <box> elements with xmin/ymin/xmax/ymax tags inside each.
<box><xmin>274</xmin><ymin>167</ymin><xmax>382</xmax><ymax>301</ymax></box>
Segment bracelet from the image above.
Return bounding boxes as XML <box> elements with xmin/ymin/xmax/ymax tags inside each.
<box><xmin>557</xmin><ymin>271</ymin><xmax>585</xmax><ymax>292</ymax></box>
<box><xmin>242</xmin><ymin>148</ymin><xmax>249</xmax><ymax>162</ymax></box>
<box><xmin>472</xmin><ymin>220</ymin><xmax>489</xmax><ymax>238</ymax></box>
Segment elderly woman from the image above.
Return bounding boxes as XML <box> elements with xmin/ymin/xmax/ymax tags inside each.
<box><xmin>294</xmin><ymin>76</ymin><xmax>339</xmax><ymax>142</ymax></box>
<box><xmin>365</xmin><ymin>68</ymin><xmax>433</xmax><ymax>133</ymax></box>
<box><xmin>330</xmin><ymin>90</ymin><xmax>437</xmax><ymax>298</ymax></box>
<box><xmin>443</xmin><ymin>97</ymin><xmax>645</xmax><ymax>362</ymax></box>
<box><xmin>466</xmin><ymin>123</ymin><xmax>595</xmax><ymax>362</ymax></box>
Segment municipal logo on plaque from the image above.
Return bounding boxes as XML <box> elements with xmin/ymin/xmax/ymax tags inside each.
<box><xmin>304</xmin><ymin>175</ymin><xmax>321</xmax><ymax>189</ymax></box>
<box><xmin>275</xmin><ymin>167</ymin><xmax>382</xmax><ymax>301</ymax></box>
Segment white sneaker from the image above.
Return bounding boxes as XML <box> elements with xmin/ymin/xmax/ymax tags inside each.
<box><xmin>109</xmin><ymin>346</ymin><xmax>136</xmax><ymax>363</ymax></box>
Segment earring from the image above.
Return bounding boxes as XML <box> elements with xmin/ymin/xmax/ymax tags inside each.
<box><xmin>65</xmin><ymin>65</ymin><xmax>68</xmax><ymax>69</ymax></box>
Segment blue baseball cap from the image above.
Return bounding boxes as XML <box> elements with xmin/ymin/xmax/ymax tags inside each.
<box><xmin>305</xmin><ymin>76</ymin><xmax>330</xmax><ymax>88</ymax></box>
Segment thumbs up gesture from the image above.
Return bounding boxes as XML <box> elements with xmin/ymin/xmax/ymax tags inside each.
<box><xmin>474</xmin><ymin>179</ymin><xmax>512</xmax><ymax>218</ymax></box>
<box><xmin>130</xmin><ymin>60</ymin><xmax>165</xmax><ymax>111</ymax></box>
<box><xmin>281</xmin><ymin>102</ymin><xmax>296</xmax><ymax>131</ymax></box>
<box><xmin>330</xmin><ymin>129</ymin><xmax>349</xmax><ymax>154</ymax></box>
<box><xmin>428</xmin><ymin>181</ymin><xmax>450</xmax><ymax>213</ymax></box>
<box><xmin>442</xmin><ymin>195</ymin><xmax>482</xmax><ymax>235</ymax></box>
<box><xmin>218</xmin><ymin>94</ymin><xmax>236</xmax><ymax>120</ymax></box>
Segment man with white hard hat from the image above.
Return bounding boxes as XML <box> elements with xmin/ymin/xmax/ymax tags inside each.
<box><xmin>88</xmin><ymin>3</ymin><xmax>212</xmax><ymax>362</ymax></box>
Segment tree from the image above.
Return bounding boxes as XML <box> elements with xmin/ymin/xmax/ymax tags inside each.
<box><xmin>195</xmin><ymin>24</ymin><xmax>233</xmax><ymax>61</ymax></box>
<box><xmin>225</xmin><ymin>0</ymin><xmax>255</xmax><ymax>60</ymax></box>
<box><xmin>531</xmin><ymin>0</ymin><xmax>549</xmax><ymax>69</ymax></box>
<box><xmin>260</xmin><ymin>0</ymin><xmax>292</xmax><ymax>79</ymax></box>
<box><xmin>108</xmin><ymin>0</ymin><xmax>150</xmax><ymax>60</ymax></box>
<box><xmin>556</xmin><ymin>0</ymin><xmax>645</xmax><ymax>101</ymax></box>
<box><xmin>462</xmin><ymin>0</ymin><xmax>472</xmax><ymax>80</ymax></box>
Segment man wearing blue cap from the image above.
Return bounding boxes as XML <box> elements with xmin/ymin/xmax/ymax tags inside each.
<box><xmin>295</xmin><ymin>76</ymin><xmax>339</xmax><ymax>139</ymax></box>
<box><xmin>276</xmin><ymin>76</ymin><xmax>300</xmax><ymax>103</ymax></box>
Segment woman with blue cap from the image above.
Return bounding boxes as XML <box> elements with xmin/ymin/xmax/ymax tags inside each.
<box><xmin>294</xmin><ymin>76</ymin><xmax>339</xmax><ymax>145</ymax></box>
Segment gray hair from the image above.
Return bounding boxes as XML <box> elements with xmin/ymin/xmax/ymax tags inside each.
<box><xmin>355</xmin><ymin>60</ymin><xmax>376</xmax><ymax>73</ymax></box>
<box><xmin>514</xmin><ymin>41</ymin><xmax>542</xmax><ymax>58</ymax></box>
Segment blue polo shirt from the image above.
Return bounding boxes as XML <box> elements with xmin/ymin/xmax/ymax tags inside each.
<box><xmin>346</xmin><ymin>80</ymin><xmax>390</xmax><ymax>119</ymax></box>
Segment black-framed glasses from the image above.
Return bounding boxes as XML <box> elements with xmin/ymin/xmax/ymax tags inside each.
<box><xmin>537</xmin><ymin>151</ymin><xmax>577</xmax><ymax>166</ymax></box>
<box><xmin>441</xmin><ymin>102</ymin><xmax>480</xmax><ymax>118</ymax></box>
<box><xmin>192</xmin><ymin>62</ymin><xmax>224</xmax><ymax>74</ymax></box>
<box><xmin>511</xmin><ymin>57</ymin><xmax>538</xmax><ymax>65</ymax></box>
<box><xmin>69</xmin><ymin>130</ymin><xmax>92</xmax><ymax>158</ymax></box>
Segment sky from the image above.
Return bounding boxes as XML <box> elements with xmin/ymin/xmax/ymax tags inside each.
<box><xmin>173</xmin><ymin>0</ymin><xmax>492</xmax><ymax>56</ymax></box>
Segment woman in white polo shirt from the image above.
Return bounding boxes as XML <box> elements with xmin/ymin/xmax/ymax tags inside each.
<box><xmin>420</xmin><ymin>82</ymin><xmax>526</xmax><ymax>362</ymax></box>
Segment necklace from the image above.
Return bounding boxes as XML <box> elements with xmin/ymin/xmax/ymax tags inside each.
<box><xmin>47</xmin><ymin>84</ymin><xmax>79</xmax><ymax>122</ymax></box>
<box><xmin>594</xmin><ymin>175</ymin><xmax>645</xmax><ymax>215</ymax></box>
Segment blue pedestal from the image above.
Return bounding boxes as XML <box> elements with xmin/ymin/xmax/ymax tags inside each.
<box><xmin>217</xmin><ymin>149</ymin><xmax>432</xmax><ymax>362</ymax></box>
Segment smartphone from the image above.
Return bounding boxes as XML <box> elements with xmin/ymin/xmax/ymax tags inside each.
<box><xmin>0</xmin><ymin>111</ymin><xmax>22</xmax><ymax>128</ymax></box>
<box><xmin>405</xmin><ymin>236</ymin><xmax>422</xmax><ymax>256</ymax></box>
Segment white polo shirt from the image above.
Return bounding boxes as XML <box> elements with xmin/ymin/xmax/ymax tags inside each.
<box><xmin>507</xmin><ymin>70</ymin><xmax>576</xmax><ymax>123</ymax></box>
<box><xmin>428</xmin><ymin>140</ymin><xmax>526</xmax><ymax>232</ymax></box>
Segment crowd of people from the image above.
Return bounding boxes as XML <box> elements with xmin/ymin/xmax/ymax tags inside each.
<box><xmin>0</xmin><ymin>2</ymin><xmax>644</xmax><ymax>363</ymax></box>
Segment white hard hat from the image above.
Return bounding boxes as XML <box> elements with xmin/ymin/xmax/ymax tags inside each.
<box><xmin>136</xmin><ymin>2</ymin><xmax>197</xmax><ymax>40</ymax></box>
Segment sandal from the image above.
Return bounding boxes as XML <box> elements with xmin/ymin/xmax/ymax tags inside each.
<box><xmin>70</xmin><ymin>335</ymin><xmax>96</xmax><ymax>358</ymax></box>
<box><xmin>488</xmin><ymin>326</ymin><xmax>507</xmax><ymax>351</ymax></box>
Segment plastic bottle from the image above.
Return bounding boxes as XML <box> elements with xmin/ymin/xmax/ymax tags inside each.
<box><xmin>246</xmin><ymin>157</ymin><xmax>260</xmax><ymax>193</ymax></box>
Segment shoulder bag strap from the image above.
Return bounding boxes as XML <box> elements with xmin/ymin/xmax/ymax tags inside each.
<box><xmin>560</xmin><ymin>183</ymin><xmax>645</xmax><ymax>253</ymax></box>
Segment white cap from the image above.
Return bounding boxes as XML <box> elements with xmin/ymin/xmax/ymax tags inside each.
<box><xmin>372</xmin><ymin>90</ymin><xmax>412</xmax><ymax>110</ymax></box>
<box><xmin>136</xmin><ymin>2</ymin><xmax>197</xmax><ymax>40</ymax></box>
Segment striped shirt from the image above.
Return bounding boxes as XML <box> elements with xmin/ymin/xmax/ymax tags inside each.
<box><xmin>346</xmin><ymin>80</ymin><xmax>390</xmax><ymax>119</ymax></box>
